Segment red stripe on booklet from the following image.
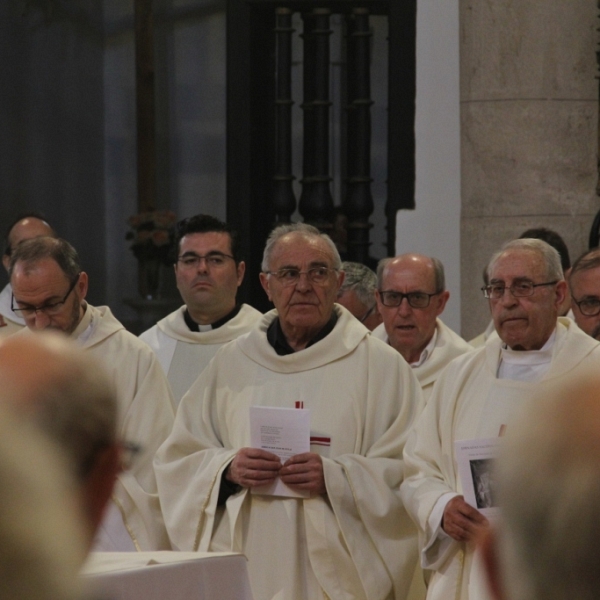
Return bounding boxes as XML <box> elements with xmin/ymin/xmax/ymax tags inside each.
<box><xmin>310</xmin><ymin>436</ymin><xmax>331</xmax><ymax>446</ymax></box>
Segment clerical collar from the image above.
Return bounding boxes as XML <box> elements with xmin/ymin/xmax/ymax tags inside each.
<box><xmin>500</xmin><ymin>328</ymin><xmax>556</xmax><ymax>362</ymax></box>
<box><xmin>410</xmin><ymin>328</ymin><xmax>438</xmax><ymax>368</ymax></box>
<box><xmin>267</xmin><ymin>312</ymin><xmax>338</xmax><ymax>356</ymax></box>
<box><xmin>497</xmin><ymin>328</ymin><xmax>556</xmax><ymax>382</ymax></box>
<box><xmin>184</xmin><ymin>304</ymin><xmax>241</xmax><ymax>332</ymax></box>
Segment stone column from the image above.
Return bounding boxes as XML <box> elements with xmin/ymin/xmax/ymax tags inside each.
<box><xmin>460</xmin><ymin>0</ymin><xmax>598</xmax><ymax>340</ymax></box>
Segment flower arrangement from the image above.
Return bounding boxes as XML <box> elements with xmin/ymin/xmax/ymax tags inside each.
<box><xmin>126</xmin><ymin>209</ymin><xmax>177</xmax><ymax>265</ymax></box>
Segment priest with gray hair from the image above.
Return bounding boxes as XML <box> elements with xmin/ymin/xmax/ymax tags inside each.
<box><xmin>156</xmin><ymin>222</ymin><xmax>424</xmax><ymax>600</ymax></box>
<box><xmin>336</xmin><ymin>261</ymin><xmax>382</xmax><ymax>330</ymax></box>
<box><xmin>401</xmin><ymin>238</ymin><xmax>600</xmax><ymax>600</ymax></box>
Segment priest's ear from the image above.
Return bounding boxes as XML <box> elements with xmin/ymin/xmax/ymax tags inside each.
<box><xmin>259</xmin><ymin>272</ymin><xmax>273</xmax><ymax>302</ymax></box>
<box><xmin>75</xmin><ymin>271</ymin><xmax>89</xmax><ymax>301</ymax></box>
<box><xmin>480</xmin><ymin>527</ymin><xmax>505</xmax><ymax>600</ymax></box>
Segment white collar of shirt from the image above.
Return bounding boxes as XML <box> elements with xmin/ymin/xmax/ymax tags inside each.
<box><xmin>410</xmin><ymin>328</ymin><xmax>438</xmax><ymax>368</ymax></box>
<box><xmin>73</xmin><ymin>304</ymin><xmax>94</xmax><ymax>345</ymax></box>
<box><xmin>497</xmin><ymin>328</ymin><xmax>556</xmax><ymax>382</ymax></box>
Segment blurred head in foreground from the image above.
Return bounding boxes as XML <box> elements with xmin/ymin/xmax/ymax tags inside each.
<box><xmin>482</xmin><ymin>370</ymin><xmax>600</xmax><ymax>600</ymax></box>
<box><xmin>0</xmin><ymin>333</ymin><xmax>119</xmax><ymax>545</ymax></box>
<box><xmin>0</xmin><ymin>403</ymin><xmax>86</xmax><ymax>600</ymax></box>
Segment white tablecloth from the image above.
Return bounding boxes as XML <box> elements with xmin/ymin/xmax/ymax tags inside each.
<box><xmin>81</xmin><ymin>551</ymin><xmax>254</xmax><ymax>600</ymax></box>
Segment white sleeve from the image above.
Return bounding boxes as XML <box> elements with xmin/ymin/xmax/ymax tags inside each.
<box><xmin>420</xmin><ymin>491</ymin><xmax>459</xmax><ymax>569</ymax></box>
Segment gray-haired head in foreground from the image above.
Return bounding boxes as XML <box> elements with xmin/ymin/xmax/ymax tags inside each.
<box><xmin>487</xmin><ymin>238</ymin><xmax>563</xmax><ymax>282</ymax></box>
<box><xmin>339</xmin><ymin>262</ymin><xmax>377</xmax><ymax>306</ymax></box>
<box><xmin>376</xmin><ymin>255</ymin><xmax>446</xmax><ymax>292</ymax></box>
<box><xmin>8</xmin><ymin>236</ymin><xmax>81</xmax><ymax>281</ymax></box>
<box><xmin>261</xmin><ymin>223</ymin><xmax>342</xmax><ymax>272</ymax></box>
<box><xmin>0</xmin><ymin>405</ymin><xmax>86</xmax><ymax>600</ymax></box>
<box><xmin>493</xmin><ymin>372</ymin><xmax>600</xmax><ymax>600</ymax></box>
<box><xmin>0</xmin><ymin>334</ymin><xmax>117</xmax><ymax>482</ymax></box>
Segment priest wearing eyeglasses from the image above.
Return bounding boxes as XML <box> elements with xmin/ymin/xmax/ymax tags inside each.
<box><xmin>400</xmin><ymin>238</ymin><xmax>600</xmax><ymax>600</ymax></box>
<box><xmin>568</xmin><ymin>247</ymin><xmax>600</xmax><ymax>340</ymax></box>
<box><xmin>155</xmin><ymin>223</ymin><xmax>424</xmax><ymax>600</ymax></box>
<box><xmin>140</xmin><ymin>215</ymin><xmax>261</xmax><ymax>406</ymax></box>
<box><xmin>9</xmin><ymin>236</ymin><xmax>175</xmax><ymax>552</ymax></box>
<box><xmin>372</xmin><ymin>254</ymin><xmax>472</xmax><ymax>403</ymax></box>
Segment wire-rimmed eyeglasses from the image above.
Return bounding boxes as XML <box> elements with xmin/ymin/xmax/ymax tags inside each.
<box><xmin>481</xmin><ymin>280</ymin><xmax>558</xmax><ymax>299</ymax></box>
<box><xmin>265</xmin><ymin>266</ymin><xmax>338</xmax><ymax>287</ymax></box>
<box><xmin>176</xmin><ymin>252</ymin><xmax>235</xmax><ymax>269</ymax></box>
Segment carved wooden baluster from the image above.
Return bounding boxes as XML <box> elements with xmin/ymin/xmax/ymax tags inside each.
<box><xmin>299</xmin><ymin>8</ymin><xmax>334</xmax><ymax>230</ymax></box>
<box><xmin>345</xmin><ymin>8</ymin><xmax>373</xmax><ymax>264</ymax></box>
<box><xmin>273</xmin><ymin>8</ymin><xmax>296</xmax><ymax>224</ymax></box>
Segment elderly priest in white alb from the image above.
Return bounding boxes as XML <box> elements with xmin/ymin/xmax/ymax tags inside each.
<box><xmin>372</xmin><ymin>254</ymin><xmax>472</xmax><ymax>403</ymax></box>
<box><xmin>10</xmin><ymin>237</ymin><xmax>175</xmax><ymax>551</ymax></box>
<box><xmin>155</xmin><ymin>223</ymin><xmax>424</xmax><ymax>600</ymax></box>
<box><xmin>400</xmin><ymin>238</ymin><xmax>600</xmax><ymax>600</ymax></box>
<box><xmin>140</xmin><ymin>215</ymin><xmax>261</xmax><ymax>405</ymax></box>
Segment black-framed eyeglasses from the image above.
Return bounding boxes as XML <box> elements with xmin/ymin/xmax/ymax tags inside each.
<box><xmin>481</xmin><ymin>280</ymin><xmax>558</xmax><ymax>300</ymax></box>
<box><xmin>378</xmin><ymin>290</ymin><xmax>441</xmax><ymax>309</ymax></box>
<box><xmin>176</xmin><ymin>252</ymin><xmax>235</xmax><ymax>269</ymax></box>
<box><xmin>265</xmin><ymin>266</ymin><xmax>338</xmax><ymax>287</ymax></box>
<box><xmin>571</xmin><ymin>295</ymin><xmax>600</xmax><ymax>317</ymax></box>
<box><xmin>11</xmin><ymin>273</ymin><xmax>81</xmax><ymax>318</ymax></box>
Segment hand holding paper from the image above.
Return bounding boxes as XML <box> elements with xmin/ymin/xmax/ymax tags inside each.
<box><xmin>227</xmin><ymin>447</ymin><xmax>281</xmax><ymax>488</ymax></box>
<box><xmin>442</xmin><ymin>495</ymin><xmax>489</xmax><ymax>542</ymax></box>
<box><xmin>249</xmin><ymin>406</ymin><xmax>311</xmax><ymax>498</ymax></box>
<box><xmin>280</xmin><ymin>453</ymin><xmax>326</xmax><ymax>495</ymax></box>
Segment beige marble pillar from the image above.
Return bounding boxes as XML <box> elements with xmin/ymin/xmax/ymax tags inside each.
<box><xmin>460</xmin><ymin>0</ymin><xmax>598</xmax><ymax>340</ymax></box>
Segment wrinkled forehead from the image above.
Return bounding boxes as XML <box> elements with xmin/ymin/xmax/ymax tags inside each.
<box><xmin>569</xmin><ymin>267</ymin><xmax>600</xmax><ymax>300</ymax></box>
<box><xmin>489</xmin><ymin>249</ymin><xmax>547</xmax><ymax>282</ymax></box>
<box><xmin>12</xmin><ymin>257</ymin><xmax>67</xmax><ymax>284</ymax></box>
<box><xmin>270</xmin><ymin>233</ymin><xmax>335</xmax><ymax>269</ymax></box>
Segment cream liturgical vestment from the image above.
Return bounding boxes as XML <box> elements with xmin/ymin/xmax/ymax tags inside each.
<box><xmin>139</xmin><ymin>304</ymin><xmax>262</xmax><ymax>406</ymax></box>
<box><xmin>155</xmin><ymin>306</ymin><xmax>424</xmax><ymax>600</ymax></box>
<box><xmin>401</xmin><ymin>318</ymin><xmax>600</xmax><ymax>600</ymax></box>
<box><xmin>0</xmin><ymin>283</ymin><xmax>25</xmax><ymax>339</ymax></box>
<box><xmin>69</xmin><ymin>304</ymin><xmax>175</xmax><ymax>551</ymax></box>
<box><xmin>373</xmin><ymin>318</ymin><xmax>472</xmax><ymax>403</ymax></box>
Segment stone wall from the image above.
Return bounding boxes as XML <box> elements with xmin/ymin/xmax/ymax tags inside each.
<box><xmin>460</xmin><ymin>0</ymin><xmax>599</xmax><ymax>339</ymax></box>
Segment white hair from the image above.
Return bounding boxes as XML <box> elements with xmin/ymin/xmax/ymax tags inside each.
<box><xmin>0</xmin><ymin>334</ymin><xmax>117</xmax><ymax>481</ymax></box>
<box><xmin>487</xmin><ymin>238</ymin><xmax>564</xmax><ymax>282</ymax></box>
<box><xmin>261</xmin><ymin>223</ymin><xmax>342</xmax><ymax>272</ymax></box>
<box><xmin>0</xmin><ymin>405</ymin><xmax>86</xmax><ymax>600</ymax></box>
<box><xmin>339</xmin><ymin>262</ymin><xmax>377</xmax><ymax>305</ymax></box>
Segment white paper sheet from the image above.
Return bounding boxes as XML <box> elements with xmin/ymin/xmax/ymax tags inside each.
<box><xmin>250</xmin><ymin>406</ymin><xmax>310</xmax><ymax>498</ymax></box>
<box><xmin>455</xmin><ymin>437</ymin><xmax>501</xmax><ymax>520</ymax></box>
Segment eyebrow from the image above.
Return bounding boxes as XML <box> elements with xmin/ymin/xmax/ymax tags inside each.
<box><xmin>489</xmin><ymin>277</ymin><xmax>532</xmax><ymax>284</ymax></box>
<box><xmin>15</xmin><ymin>294</ymin><xmax>63</xmax><ymax>307</ymax></box>
<box><xmin>278</xmin><ymin>261</ymin><xmax>330</xmax><ymax>269</ymax></box>
<box><xmin>180</xmin><ymin>250</ymin><xmax>227</xmax><ymax>257</ymax></box>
